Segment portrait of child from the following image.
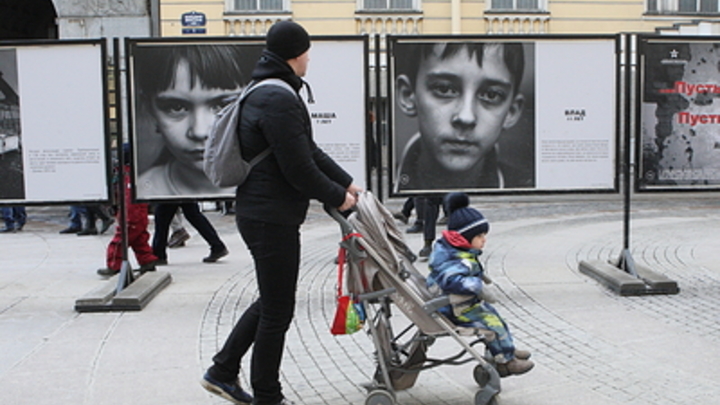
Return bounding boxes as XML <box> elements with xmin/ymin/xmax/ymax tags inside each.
<box><xmin>131</xmin><ymin>42</ymin><xmax>263</xmax><ymax>199</ymax></box>
<box><xmin>392</xmin><ymin>40</ymin><xmax>535</xmax><ymax>193</ymax></box>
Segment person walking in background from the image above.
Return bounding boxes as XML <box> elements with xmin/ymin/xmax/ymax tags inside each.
<box><xmin>392</xmin><ymin>196</ymin><xmax>414</xmax><ymax>225</ymax></box>
<box><xmin>201</xmin><ymin>21</ymin><xmax>361</xmax><ymax>405</ymax></box>
<box><xmin>167</xmin><ymin>211</ymin><xmax>190</xmax><ymax>248</ymax></box>
<box><xmin>152</xmin><ymin>202</ymin><xmax>228</xmax><ymax>265</ymax></box>
<box><xmin>77</xmin><ymin>204</ymin><xmax>114</xmax><ymax>236</ymax></box>
<box><xmin>0</xmin><ymin>206</ymin><xmax>26</xmax><ymax>233</ymax></box>
<box><xmin>417</xmin><ymin>196</ymin><xmax>443</xmax><ymax>259</ymax></box>
<box><xmin>59</xmin><ymin>205</ymin><xmax>85</xmax><ymax>234</ymax></box>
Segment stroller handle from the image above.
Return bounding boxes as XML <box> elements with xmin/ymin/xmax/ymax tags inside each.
<box><xmin>323</xmin><ymin>204</ymin><xmax>355</xmax><ymax>237</ymax></box>
<box><xmin>324</xmin><ymin>204</ymin><xmax>366</xmax><ymax>261</ymax></box>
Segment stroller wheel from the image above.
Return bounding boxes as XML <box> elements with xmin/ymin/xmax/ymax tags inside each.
<box><xmin>365</xmin><ymin>389</ymin><xmax>395</xmax><ymax>405</ymax></box>
<box><xmin>473</xmin><ymin>364</ymin><xmax>492</xmax><ymax>387</ymax></box>
<box><xmin>474</xmin><ymin>390</ymin><xmax>499</xmax><ymax>405</ymax></box>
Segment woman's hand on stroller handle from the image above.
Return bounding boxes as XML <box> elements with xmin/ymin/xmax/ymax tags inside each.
<box><xmin>339</xmin><ymin>183</ymin><xmax>362</xmax><ymax>212</ymax></box>
<box><xmin>339</xmin><ymin>191</ymin><xmax>357</xmax><ymax>212</ymax></box>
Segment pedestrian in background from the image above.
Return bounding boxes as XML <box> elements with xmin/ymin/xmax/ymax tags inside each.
<box><xmin>0</xmin><ymin>206</ymin><xmax>26</xmax><ymax>232</ymax></box>
<box><xmin>97</xmin><ymin>144</ymin><xmax>157</xmax><ymax>277</ymax></box>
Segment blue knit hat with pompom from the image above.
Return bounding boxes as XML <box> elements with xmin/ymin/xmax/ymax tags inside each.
<box><xmin>445</xmin><ymin>192</ymin><xmax>489</xmax><ymax>243</ymax></box>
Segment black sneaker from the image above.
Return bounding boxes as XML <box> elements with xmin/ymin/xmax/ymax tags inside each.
<box><xmin>168</xmin><ymin>228</ymin><xmax>190</xmax><ymax>248</ymax></box>
<box><xmin>99</xmin><ymin>218</ymin><xmax>115</xmax><ymax>235</ymax></box>
<box><xmin>418</xmin><ymin>245</ymin><xmax>432</xmax><ymax>258</ymax></box>
<box><xmin>203</xmin><ymin>248</ymin><xmax>229</xmax><ymax>263</ymax></box>
<box><xmin>77</xmin><ymin>228</ymin><xmax>98</xmax><ymax>236</ymax></box>
<box><xmin>201</xmin><ymin>372</ymin><xmax>253</xmax><ymax>405</ymax></box>
<box><xmin>97</xmin><ymin>268</ymin><xmax>119</xmax><ymax>277</ymax></box>
<box><xmin>139</xmin><ymin>261</ymin><xmax>157</xmax><ymax>273</ymax></box>
<box><xmin>406</xmin><ymin>222</ymin><xmax>423</xmax><ymax>234</ymax></box>
<box><xmin>392</xmin><ymin>211</ymin><xmax>409</xmax><ymax>224</ymax></box>
<box><xmin>59</xmin><ymin>227</ymin><xmax>81</xmax><ymax>234</ymax></box>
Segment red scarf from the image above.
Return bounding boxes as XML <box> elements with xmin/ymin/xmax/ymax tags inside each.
<box><xmin>442</xmin><ymin>230</ymin><xmax>471</xmax><ymax>249</ymax></box>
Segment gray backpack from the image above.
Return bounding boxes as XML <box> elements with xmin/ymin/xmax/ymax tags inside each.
<box><xmin>203</xmin><ymin>78</ymin><xmax>296</xmax><ymax>188</ymax></box>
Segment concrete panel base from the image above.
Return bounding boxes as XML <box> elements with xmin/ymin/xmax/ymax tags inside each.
<box><xmin>75</xmin><ymin>271</ymin><xmax>172</xmax><ymax>312</ymax></box>
<box><xmin>579</xmin><ymin>260</ymin><xmax>679</xmax><ymax>296</ymax></box>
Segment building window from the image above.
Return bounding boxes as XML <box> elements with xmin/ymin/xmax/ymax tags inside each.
<box><xmin>489</xmin><ymin>0</ymin><xmax>541</xmax><ymax>11</ymax></box>
<box><xmin>647</xmin><ymin>0</ymin><xmax>720</xmax><ymax>13</ymax></box>
<box><xmin>360</xmin><ymin>0</ymin><xmax>417</xmax><ymax>11</ymax></box>
<box><xmin>232</xmin><ymin>0</ymin><xmax>285</xmax><ymax>12</ymax></box>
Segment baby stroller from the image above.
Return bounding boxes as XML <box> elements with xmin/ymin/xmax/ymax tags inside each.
<box><xmin>327</xmin><ymin>191</ymin><xmax>502</xmax><ymax>405</ymax></box>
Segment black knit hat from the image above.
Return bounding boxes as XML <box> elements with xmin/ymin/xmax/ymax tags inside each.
<box><xmin>266</xmin><ymin>20</ymin><xmax>310</xmax><ymax>60</ymax></box>
<box><xmin>445</xmin><ymin>193</ymin><xmax>489</xmax><ymax>243</ymax></box>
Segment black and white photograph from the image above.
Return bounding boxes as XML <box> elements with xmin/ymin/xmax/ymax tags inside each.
<box><xmin>639</xmin><ymin>38</ymin><xmax>720</xmax><ymax>191</ymax></box>
<box><xmin>129</xmin><ymin>38</ymin><xmax>368</xmax><ymax>201</ymax></box>
<box><xmin>0</xmin><ymin>48</ymin><xmax>23</xmax><ymax>200</ymax></box>
<box><xmin>1</xmin><ymin>41</ymin><xmax>109</xmax><ymax>205</ymax></box>
<box><xmin>129</xmin><ymin>41</ymin><xmax>265</xmax><ymax>200</ymax></box>
<box><xmin>389</xmin><ymin>36</ymin><xmax>618</xmax><ymax>195</ymax></box>
<box><xmin>391</xmin><ymin>40</ymin><xmax>535</xmax><ymax>194</ymax></box>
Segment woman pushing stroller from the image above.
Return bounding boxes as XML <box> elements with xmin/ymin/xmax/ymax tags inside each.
<box><xmin>427</xmin><ymin>192</ymin><xmax>534</xmax><ymax>377</ymax></box>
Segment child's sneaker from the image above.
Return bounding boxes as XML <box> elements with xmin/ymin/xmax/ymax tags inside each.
<box><xmin>496</xmin><ymin>358</ymin><xmax>534</xmax><ymax>377</ymax></box>
<box><xmin>514</xmin><ymin>349</ymin><xmax>531</xmax><ymax>360</ymax></box>
<box><xmin>201</xmin><ymin>372</ymin><xmax>253</xmax><ymax>405</ymax></box>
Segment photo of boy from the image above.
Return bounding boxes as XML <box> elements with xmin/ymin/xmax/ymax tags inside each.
<box><xmin>132</xmin><ymin>43</ymin><xmax>263</xmax><ymax>199</ymax></box>
<box><xmin>392</xmin><ymin>41</ymin><xmax>535</xmax><ymax>193</ymax></box>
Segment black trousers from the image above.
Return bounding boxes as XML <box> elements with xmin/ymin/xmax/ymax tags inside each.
<box><xmin>416</xmin><ymin>197</ymin><xmax>442</xmax><ymax>242</ymax></box>
<box><xmin>209</xmin><ymin>217</ymin><xmax>300</xmax><ymax>405</ymax></box>
<box><xmin>151</xmin><ymin>203</ymin><xmax>225</xmax><ymax>260</ymax></box>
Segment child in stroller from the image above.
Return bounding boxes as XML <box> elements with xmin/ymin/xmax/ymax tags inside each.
<box><xmin>427</xmin><ymin>192</ymin><xmax>534</xmax><ymax>377</ymax></box>
<box><xmin>329</xmin><ymin>190</ymin><xmax>530</xmax><ymax>405</ymax></box>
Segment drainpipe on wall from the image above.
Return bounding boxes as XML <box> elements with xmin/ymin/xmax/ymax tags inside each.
<box><xmin>150</xmin><ymin>0</ymin><xmax>160</xmax><ymax>37</ymax></box>
<box><xmin>451</xmin><ymin>0</ymin><xmax>461</xmax><ymax>34</ymax></box>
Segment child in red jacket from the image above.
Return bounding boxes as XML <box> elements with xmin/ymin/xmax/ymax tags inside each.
<box><xmin>97</xmin><ymin>145</ymin><xmax>158</xmax><ymax>277</ymax></box>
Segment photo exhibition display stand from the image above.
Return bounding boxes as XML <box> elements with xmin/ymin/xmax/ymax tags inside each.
<box><xmin>0</xmin><ymin>38</ymin><xmax>169</xmax><ymax>311</ymax></box>
<box><xmin>578</xmin><ymin>34</ymin><xmax>678</xmax><ymax>296</ymax></box>
<box><xmin>75</xmin><ymin>39</ymin><xmax>170</xmax><ymax>312</ymax></box>
<box><xmin>384</xmin><ymin>34</ymin><xmax>681</xmax><ymax>297</ymax></box>
<box><xmin>3</xmin><ymin>33</ymin><xmax>706</xmax><ymax>310</ymax></box>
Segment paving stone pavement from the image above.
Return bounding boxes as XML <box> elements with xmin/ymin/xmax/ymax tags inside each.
<box><xmin>1</xmin><ymin>194</ymin><xmax>720</xmax><ymax>405</ymax></box>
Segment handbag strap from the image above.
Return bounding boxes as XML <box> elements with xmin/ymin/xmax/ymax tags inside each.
<box><xmin>337</xmin><ymin>233</ymin><xmax>362</xmax><ymax>298</ymax></box>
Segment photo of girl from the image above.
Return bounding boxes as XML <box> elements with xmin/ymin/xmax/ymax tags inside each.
<box><xmin>131</xmin><ymin>42</ymin><xmax>264</xmax><ymax>199</ymax></box>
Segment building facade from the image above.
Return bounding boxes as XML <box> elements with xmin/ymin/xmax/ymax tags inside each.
<box><xmin>158</xmin><ymin>0</ymin><xmax>720</xmax><ymax>37</ymax></box>
<box><xmin>50</xmin><ymin>0</ymin><xmax>155</xmax><ymax>39</ymax></box>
